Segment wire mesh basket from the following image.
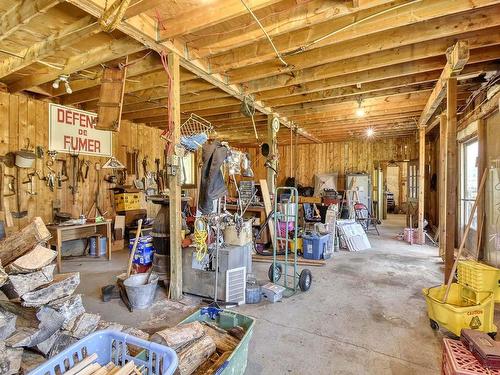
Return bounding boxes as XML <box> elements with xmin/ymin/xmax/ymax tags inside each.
<box><xmin>180</xmin><ymin>114</ymin><xmax>213</xmax><ymax>152</ymax></box>
<box><xmin>181</xmin><ymin>113</ymin><xmax>213</xmax><ymax>137</ymax></box>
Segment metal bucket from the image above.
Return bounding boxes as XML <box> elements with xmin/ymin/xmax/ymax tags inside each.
<box><xmin>123</xmin><ymin>273</ymin><xmax>159</xmax><ymax>310</ymax></box>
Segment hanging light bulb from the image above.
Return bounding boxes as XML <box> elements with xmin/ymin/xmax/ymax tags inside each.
<box><xmin>366</xmin><ymin>127</ymin><xmax>374</xmax><ymax>137</ymax></box>
<box><xmin>356</xmin><ymin>98</ymin><xmax>365</xmax><ymax>117</ymax></box>
<box><xmin>64</xmin><ymin>81</ymin><xmax>72</xmax><ymax>94</ymax></box>
<box><xmin>52</xmin><ymin>79</ymin><xmax>60</xmax><ymax>89</ymax></box>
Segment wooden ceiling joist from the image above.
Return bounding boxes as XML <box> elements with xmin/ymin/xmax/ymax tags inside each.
<box><xmin>8</xmin><ymin>37</ymin><xmax>145</xmax><ymax>92</ymax></box>
<box><xmin>209</xmin><ymin>0</ymin><xmax>500</xmax><ymax>73</ymax></box>
<box><xmin>0</xmin><ymin>15</ymin><xmax>101</xmax><ymax>79</ymax></box>
<box><xmin>0</xmin><ymin>0</ymin><xmax>63</xmax><ymax>43</ymax></box>
<box><xmin>226</xmin><ymin>6</ymin><xmax>500</xmax><ymax>83</ymax></box>
<box><xmin>157</xmin><ymin>0</ymin><xmax>281</xmax><ymax>41</ymax></box>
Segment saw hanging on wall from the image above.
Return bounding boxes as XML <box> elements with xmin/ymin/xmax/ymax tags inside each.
<box><xmin>95</xmin><ymin>57</ymin><xmax>128</xmax><ymax>132</ymax></box>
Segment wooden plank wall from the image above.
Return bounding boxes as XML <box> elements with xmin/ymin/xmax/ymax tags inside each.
<box><xmin>241</xmin><ymin>137</ymin><xmax>418</xmax><ymax>188</ymax></box>
<box><xmin>0</xmin><ymin>92</ymin><xmax>166</xmax><ymax>232</ymax></box>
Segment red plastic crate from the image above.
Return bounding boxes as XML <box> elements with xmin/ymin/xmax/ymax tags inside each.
<box><xmin>443</xmin><ymin>338</ymin><xmax>500</xmax><ymax>374</ymax></box>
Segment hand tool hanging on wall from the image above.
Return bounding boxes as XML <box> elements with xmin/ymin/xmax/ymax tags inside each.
<box><xmin>23</xmin><ymin>172</ymin><xmax>37</xmax><ymax>196</ymax></box>
<box><xmin>12</xmin><ymin>168</ymin><xmax>27</xmax><ymax>219</ymax></box>
<box><xmin>56</xmin><ymin>158</ymin><xmax>68</xmax><ymax>189</ymax></box>
<box><xmin>155</xmin><ymin>158</ymin><xmax>164</xmax><ymax>193</ymax></box>
<box><xmin>69</xmin><ymin>152</ymin><xmax>79</xmax><ymax>204</ymax></box>
<box><xmin>87</xmin><ymin>163</ymin><xmax>104</xmax><ymax>219</ymax></box>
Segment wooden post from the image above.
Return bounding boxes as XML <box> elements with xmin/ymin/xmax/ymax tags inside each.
<box><xmin>381</xmin><ymin>162</ymin><xmax>388</xmax><ymax>220</ymax></box>
<box><xmin>439</xmin><ymin>114</ymin><xmax>448</xmax><ymax>260</ymax></box>
<box><xmin>168</xmin><ymin>52</ymin><xmax>182</xmax><ymax>300</ymax></box>
<box><xmin>476</xmin><ymin>118</ymin><xmax>487</xmax><ymax>258</ymax></box>
<box><xmin>266</xmin><ymin>115</ymin><xmax>277</xmax><ymax>193</ymax></box>
<box><xmin>418</xmin><ymin>127</ymin><xmax>425</xmax><ymax>244</ymax></box>
<box><xmin>445</xmin><ymin>78</ymin><xmax>458</xmax><ymax>283</ymax></box>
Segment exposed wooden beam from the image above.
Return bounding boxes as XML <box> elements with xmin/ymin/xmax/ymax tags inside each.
<box><xmin>444</xmin><ymin>78</ymin><xmax>458</xmax><ymax>283</ymax></box>
<box><xmin>209</xmin><ymin>1</ymin><xmax>500</xmax><ymax>73</ymax></box>
<box><xmin>191</xmin><ymin>0</ymin><xmax>352</xmax><ymax>58</ymax></box>
<box><xmin>0</xmin><ymin>0</ymin><xmax>62</xmax><ymax>43</ymax></box>
<box><xmin>225</xmin><ymin>8</ymin><xmax>500</xmax><ymax>82</ymax></box>
<box><xmin>8</xmin><ymin>37</ymin><xmax>145</xmax><ymax>92</ymax></box>
<box><xmin>272</xmin><ymin>84</ymin><xmax>434</xmax><ymax>112</ymax></box>
<box><xmin>157</xmin><ymin>0</ymin><xmax>281</xmax><ymax>40</ymax></box>
<box><xmin>242</xmin><ymin>34</ymin><xmax>500</xmax><ymax>92</ymax></box>
<box><xmin>417</xmin><ymin>126</ymin><xmax>426</xmax><ymax>244</ymax></box>
<box><xmin>167</xmin><ymin>52</ymin><xmax>182</xmax><ymax>300</ymax></box>
<box><xmin>0</xmin><ymin>15</ymin><xmax>101</xmax><ymax>79</ymax></box>
<box><xmin>418</xmin><ymin>41</ymin><xmax>470</xmax><ymax>126</ymax></box>
<box><xmin>64</xmin><ymin>73</ymin><xmax>212</xmax><ymax>106</ymax></box>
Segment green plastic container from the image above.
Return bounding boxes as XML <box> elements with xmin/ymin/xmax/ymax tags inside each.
<box><xmin>181</xmin><ymin>309</ymin><xmax>255</xmax><ymax>375</ymax></box>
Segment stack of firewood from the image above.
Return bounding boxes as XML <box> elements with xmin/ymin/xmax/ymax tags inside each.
<box><xmin>151</xmin><ymin>321</ymin><xmax>244</xmax><ymax>375</ymax></box>
<box><xmin>0</xmin><ymin>218</ymin><xmax>149</xmax><ymax>374</ymax></box>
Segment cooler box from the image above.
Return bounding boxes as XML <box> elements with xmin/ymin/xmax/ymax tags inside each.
<box><xmin>302</xmin><ymin>233</ymin><xmax>330</xmax><ymax>260</ymax></box>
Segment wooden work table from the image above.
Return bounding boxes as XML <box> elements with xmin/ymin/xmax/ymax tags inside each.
<box><xmin>47</xmin><ymin>221</ymin><xmax>112</xmax><ymax>272</ymax></box>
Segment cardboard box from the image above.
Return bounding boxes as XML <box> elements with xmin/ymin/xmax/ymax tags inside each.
<box><xmin>114</xmin><ymin>193</ymin><xmax>141</xmax><ymax>211</ymax></box>
<box><xmin>112</xmin><ymin>239</ymin><xmax>125</xmax><ymax>251</ymax></box>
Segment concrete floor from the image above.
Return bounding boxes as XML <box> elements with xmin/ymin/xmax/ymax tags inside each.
<box><xmin>63</xmin><ymin>215</ymin><xmax>492</xmax><ymax>375</ymax></box>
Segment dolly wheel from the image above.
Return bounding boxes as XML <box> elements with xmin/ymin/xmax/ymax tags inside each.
<box><xmin>488</xmin><ymin>332</ymin><xmax>497</xmax><ymax>340</ymax></box>
<box><xmin>429</xmin><ymin>319</ymin><xmax>439</xmax><ymax>331</ymax></box>
<box><xmin>268</xmin><ymin>264</ymin><xmax>283</xmax><ymax>282</ymax></box>
<box><xmin>299</xmin><ymin>269</ymin><xmax>312</xmax><ymax>291</ymax></box>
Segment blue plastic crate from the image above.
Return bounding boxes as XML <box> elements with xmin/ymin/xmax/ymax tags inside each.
<box><xmin>28</xmin><ymin>330</ymin><xmax>178</xmax><ymax>375</ymax></box>
<box><xmin>302</xmin><ymin>233</ymin><xmax>330</xmax><ymax>260</ymax></box>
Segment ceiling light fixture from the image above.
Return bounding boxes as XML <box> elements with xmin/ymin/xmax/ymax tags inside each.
<box><xmin>356</xmin><ymin>98</ymin><xmax>365</xmax><ymax>117</ymax></box>
<box><xmin>52</xmin><ymin>75</ymin><xmax>72</xmax><ymax>94</ymax></box>
<box><xmin>366</xmin><ymin>127</ymin><xmax>375</xmax><ymax>137</ymax></box>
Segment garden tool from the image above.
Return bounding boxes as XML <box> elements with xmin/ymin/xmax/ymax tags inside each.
<box><xmin>11</xmin><ymin>168</ymin><xmax>27</xmax><ymax>219</ymax></box>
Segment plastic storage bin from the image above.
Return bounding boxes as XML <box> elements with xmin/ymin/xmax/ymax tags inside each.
<box><xmin>28</xmin><ymin>330</ymin><xmax>178</xmax><ymax>375</ymax></box>
<box><xmin>422</xmin><ymin>283</ymin><xmax>497</xmax><ymax>337</ymax></box>
<box><xmin>302</xmin><ymin>233</ymin><xmax>330</xmax><ymax>260</ymax></box>
<box><xmin>180</xmin><ymin>308</ymin><xmax>255</xmax><ymax>375</ymax></box>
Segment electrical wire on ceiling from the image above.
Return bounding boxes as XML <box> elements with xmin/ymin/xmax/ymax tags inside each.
<box><xmin>283</xmin><ymin>0</ymin><xmax>422</xmax><ymax>57</ymax></box>
<box><xmin>240</xmin><ymin>0</ymin><xmax>289</xmax><ymax>67</ymax></box>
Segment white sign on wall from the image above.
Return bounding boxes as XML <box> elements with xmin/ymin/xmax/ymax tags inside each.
<box><xmin>49</xmin><ymin>103</ymin><xmax>112</xmax><ymax>156</ymax></box>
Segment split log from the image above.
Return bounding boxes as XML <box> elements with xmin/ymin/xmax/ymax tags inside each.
<box><xmin>201</xmin><ymin>324</ymin><xmax>239</xmax><ymax>353</ymax></box>
<box><xmin>151</xmin><ymin>321</ymin><xmax>205</xmax><ymax>351</ymax></box>
<box><xmin>203</xmin><ymin>351</ymin><xmax>231</xmax><ymax>375</ymax></box>
<box><xmin>1</xmin><ymin>264</ymin><xmax>55</xmax><ymax>299</ymax></box>
<box><xmin>0</xmin><ymin>308</ymin><xmax>16</xmax><ymax>340</ymax></box>
<box><xmin>177</xmin><ymin>335</ymin><xmax>216</xmax><ymax>375</ymax></box>
<box><xmin>192</xmin><ymin>353</ymin><xmax>220</xmax><ymax>375</ymax></box>
<box><xmin>5</xmin><ymin>305</ymin><xmax>65</xmax><ymax>347</ymax></box>
<box><xmin>66</xmin><ymin>312</ymin><xmax>100</xmax><ymax>339</ymax></box>
<box><xmin>21</xmin><ymin>272</ymin><xmax>80</xmax><ymax>307</ymax></box>
<box><xmin>0</xmin><ymin>217</ymin><xmax>51</xmax><ymax>266</ymax></box>
<box><xmin>19</xmin><ymin>350</ymin><xmax>46</xmax><ymax>374</ymax></box>
<box><xmin>227</xmin><ymin>326</ymin><xmax>245</xmax><ymax>341</ymax></box>
<box><xmin>34</xmin><ymin>330</ymin><xmax>60</xmax><ymax>357</ymax></box>
<box><xmin>5</xmin><ymin>244</ymin><xmax>57</xmax><ymax>274</ymax></box>
<box><xmin>0</xmin><ymin>341</ymin><xmax>23</xmax><ymax>375</ymax></box>
<box><xmin>48</xmin><ymin>294</ymin><xmax>86</xmax><ymax>329</ymax></box>
<box><xmin>0</xmin><ymin>264</ymin><xmax>7</xmax><ymax>287</ymax></box>
<box><xmin>74</xmin><ymin>362</ymin><xmax>101</xmax><ymax>375</ymax></box>
<box><xmin>49</xmin><ymin>332</ymin><xmax>78</xmax><ymax>357</ymax></box>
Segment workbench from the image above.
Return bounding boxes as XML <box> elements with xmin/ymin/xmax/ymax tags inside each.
<box><xmin>47</xmin><ymin>221</ymin><xmax>112</xmax><ymax>272</ymax></box>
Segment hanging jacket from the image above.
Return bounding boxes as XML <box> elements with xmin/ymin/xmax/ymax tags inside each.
<box><xmin>198</xmin><ymin>141</ymin><xmax>228</xmax><ymax>214</ymax></box>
